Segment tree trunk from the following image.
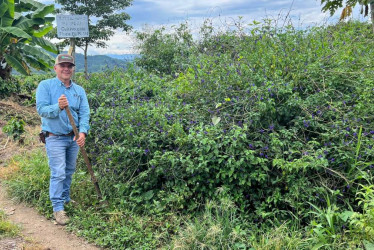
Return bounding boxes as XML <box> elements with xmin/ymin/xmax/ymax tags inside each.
<box><xmin>84</xmin><ymin>42</ymin><xmax>89</xmax><ymax>79</ymax></box>
<box><xmin>371</xmin><ymin>2</ymin><xmax>374</xmax><ymax>33</ymax></box>
<box><xmin>0</xmin><ymin>57</ymin><xmax>12</xmax><ymax>80</ymax></box>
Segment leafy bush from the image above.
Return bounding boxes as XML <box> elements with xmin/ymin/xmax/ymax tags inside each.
<box><xmin>349</xmin><ymin>183</ymin><xmax>374</xmax><ymax>241</ymax></box>
<box><xmin>0</xmin><ymin>78</ymin><xmax>20</xmax><ymax>98</ymax></box>
<box><xmin>83</xmin><ymin>20</ymin><xmax>374</xmax><ymax>226</ymax></box>
<box><xmin>2</xmin><ymin>117</ymin><xmax>26</xmax><ymax>141</ymax></box>
<box><xmin>134</xmin><ymin>23</ymin><xmax>194</xmax><ymax>75</ymax></box>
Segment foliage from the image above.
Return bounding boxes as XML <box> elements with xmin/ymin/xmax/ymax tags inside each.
<box><xmin>53</xmin><ymin>0</ymin><xmax>132</xmax><ymax>78</ymax></box>
<box><xmin>0</xmin><ymin>210</ymin><xmax>19</xmax><ymax>238</ymax></box>
<box><xmin>0</xmin><ymin>0</ymin><xmax>58</xmax><ymax>80</ymax></box>
<box><xmin>2</xmin><ymin>117</ymin><xmax>26</xmax><ymax>141</ymax></box>
<box><xmin>2</xmin><ymin>19</ymin><xmax>374</xmax><ymax>249</ymax></box>
<box><xmin>320</xmin><ymin>0</ymin><xmax>374</xmax><ymax>34</ymax></box>
<box><xmin>135</xmin><ymin>22</ymin><xmax>194</xmax><ymax>75</ymax></box>
<box><xmin>348</xmin><ymin>183</ymin><xmax>374</xmax><ymax>241</ymax></box>
<box><xmin>168</xmin><ymin>193</ymin><xmax>252</xmax><ymax>249</ymax></box>
<box><xmin>3</xmin><ymin>150</ymin><xmax>52</xmax><ymax>215</ymax></box>
<box><xmin>307</xmin><ymin>194</ymin><xmax>352</xmax><ymax>247</ymax></box>
<box><xmin>83</xmin><ymin>20</ymin><xmax>374</xmax><ymax>226</ymax></box>
<box><xmin>0</xmin><ymin>77</ymin><xmax>19</xmax><ymax>97</ymax></box>
<box><xmin>321</xmin><ymin>0</ymin><xmax>371</xmax><ymax>16</ymax></box>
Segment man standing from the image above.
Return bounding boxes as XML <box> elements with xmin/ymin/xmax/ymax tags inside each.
<box><xmin>36</xmin><ymin>54</ymin><xmax>90</xmax><ymax>225</ymax></box>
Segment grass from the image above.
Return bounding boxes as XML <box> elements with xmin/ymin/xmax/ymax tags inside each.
<box><xmin>0</xmin><ymin>210</ymin><xmax>20</xmax><ymax>239</ymax></box>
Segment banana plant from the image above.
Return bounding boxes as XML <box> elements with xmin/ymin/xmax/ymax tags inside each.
<box><xmin>0</xmin><ymin>0</ymin><xmax>58</xmax><ymax>80</ymax></box>
<box><xmin>321</xmin><ymin>0</ymin><xmax>374</xmax><ymax>33</ymax></box>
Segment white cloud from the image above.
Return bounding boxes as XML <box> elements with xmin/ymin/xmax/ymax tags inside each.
<box><xmin>36</xmin><ymin>0</ymin><xmax>54</xmax><ymax>4</ymax></box>
<box><xmin>85</xmin><ymin>32</ymin><xmax>136</xmax><ymax>55</ymax></box>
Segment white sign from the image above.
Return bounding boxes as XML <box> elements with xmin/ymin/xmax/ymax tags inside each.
<box><xmin>56</xmin><ymin>15</ymin><xmax>89</xmax><ymax>38</ymax></box>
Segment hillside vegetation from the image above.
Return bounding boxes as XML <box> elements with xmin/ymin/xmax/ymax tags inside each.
<box><xmin>2</xmin><ymin>19</ymin><xmax>374</xmax><ymax>249</ymax></box>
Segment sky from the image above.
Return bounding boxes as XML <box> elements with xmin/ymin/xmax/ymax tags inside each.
<box><xmin>38</xmin><ymin>0</ymin><xmax>368</xmax><ymax>55</ymax></box>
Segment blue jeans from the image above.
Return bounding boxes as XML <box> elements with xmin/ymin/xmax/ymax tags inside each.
<box><xmin>45</xmin><ymin>135</ymin><xmax>79</xmax><ymax>212</ymax></box>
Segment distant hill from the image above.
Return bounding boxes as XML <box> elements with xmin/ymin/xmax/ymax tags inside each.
<box><xmin>12</xmin><ymin>53</ymin><xmax>139</xmax><ymax>75</ymax></box>
<box><xmin>73</xmin><ymin>53</ymin><xmax>132</xmax><ymax>73</ymax></box>
<box><xmin>106</xmin><ymin>54</ymin><xmax>140</xmax><ymax>62</ymax></box>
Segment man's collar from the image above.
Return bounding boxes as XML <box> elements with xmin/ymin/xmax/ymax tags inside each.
<box><xmin>56</xmin><ymin>77</ymin><xmax>74</xmax><ymax>88</ymax></box>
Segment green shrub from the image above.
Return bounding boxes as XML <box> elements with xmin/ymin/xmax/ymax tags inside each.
<box><xmin>81</xmin><ymin>20</ymin><xmax>374</xmax><ymax>227</ymax></box>
<box><xmin>0</xmin><ymin>78</ymin><xmax>20</xmax><ymax>98</ymax></box>
<box><xmin>135</xmin><ymin>22</ymin><xmax>194</xmax><ymax>75</ymax></box>
<box><xmin>2</xmin><ymin>117</ymin><xmax>26</xmax><ymax>141</ymax></box>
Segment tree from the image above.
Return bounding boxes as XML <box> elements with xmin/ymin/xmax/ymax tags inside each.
<box><xmin>135</xmin><ymin>23</ymin><xmax>194</xmax><ymax>75</ymax></box>
<box><xmin>54</xmin><ymin>0</ymin><xmax>132</xmax><ymax>79</ymax></box>
<box><xmin>0</xmin><ymin>0</ymin><xmax>58</xmax><ymax>80</ymax></box>
<box><xmin>321</xmin><ymin>0</ymin><xmax>374</xmax><ymax>32</ymax></box>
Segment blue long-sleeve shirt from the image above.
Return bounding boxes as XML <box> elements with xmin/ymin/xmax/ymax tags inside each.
<box><xmin>36</xmin><ymin>77</ymin><xmax>90</xmax><ymax>135</ymax></box>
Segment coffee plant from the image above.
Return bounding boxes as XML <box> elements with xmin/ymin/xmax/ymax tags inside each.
<box><xmin>2</xmin><ymin>117</ymin><xmax>26</xmax><ymax>141</ymax></box>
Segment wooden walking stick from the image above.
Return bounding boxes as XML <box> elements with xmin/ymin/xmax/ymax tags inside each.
<box><xmin>65</xmin><ymin>106</ymin><xmax>103</xmax><ymax>200</ymax></box>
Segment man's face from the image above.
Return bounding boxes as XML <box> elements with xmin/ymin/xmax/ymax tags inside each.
<box><xmin>54</xmin><ymin>62</ymin><xmax>74</xmax><ymax>82</ymax></box>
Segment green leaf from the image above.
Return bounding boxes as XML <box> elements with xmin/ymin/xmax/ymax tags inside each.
<box><xmin>0</xmin><ymin>26</ymin><xmax>31</xmax><ymax>39</ymax></box>
<box><xmin>31</xmin><ymin>36</ymin><xmax>58</xmax><ymax>53</ymax></box>
<box><xmin>31</xmin><ymin>4</ymin><xmax>54</xmax><ymax>19</ymax></box>
<box><xmin>339</xmin><ymin>210</ymin><xmax>354</xmax><ymax>222</ymax></box>
<box><xmin>4</xmin><ymin>54</ymin><xmax>29</xmax><ymax>75</ymax></box>
<box><xmin>44</xmin><ymin>17</ymin><xmax>54</xmax><ymax>23</ymax></box>
<box><xmin>142</xmin><ymin>190</ymin><xmax>154</xmax><ymax>201</ymax></box>
<box><xmin>18</xmin><ymin>0</ymin><xmax>43</xmax><ymax>10</ymax></box>
<box><xmin>0</xmin><ymin>3</ymin><xmax>9</xmax><ymax>17</ymax></box>
<box><xmin>212</xmin><ymin>116</ymin><xmax>221</xmax><ymax>126</ymax></box>
<box><xmin>32</xmin><ymin>24</ymin><xmax>53</xmax><ymax>38</ymax></box>
<box><xmin>0</xmin><ymin>0</ymin><xmax>14</xmax><ymax>27</ymax></box>
<box><xmin>23</xmin><ymin>55</ymin><xmax>46</xmax><ymax>71</ymax></box>
<box><xmin>13</xmin><ymin>16</ymin><xmax>39</xmax><ymax>30</ymax></box>
<box><xmin>22</xmin><ymin>44</ymin><xmax>54</xmax><ymax>67</ymax></box>
<box><xmin>364</xmin><ymin>240</ymin><xmax>374</xmax><ymax>250</ymax></box>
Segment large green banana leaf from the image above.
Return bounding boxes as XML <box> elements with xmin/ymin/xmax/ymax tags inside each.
<box><xmin>0</xmin><ymin>3</ymin><xmax>9</xmax><ymax>17</ymax></box>
<box><xmin>15</xmin><ymin>0</ymin><xmax>43</xmax><ymax>12</ymax></box>
<box><xmin>32</xmin><ymin>36</ymin><xmax>58</xmax><ymax>53</ymax></box>
<box><xmin>0</xmin><ymin>26</ymin><xmax>31</xmax><ymax>39</ymax></box>
<box><xmin>13</xmin><ymin>16</ymin><xmax>40</xmax><ymax>30</ymax></box>
<box><xmin>24</xmin><ymin>55</ymin><xmax>50</xmax><ymax>71</ymax></box>
<box><xmin>4</xmin><ymin>54</ymin><xmax>29</xmax><ymax>75</ymax></box>
<box><xmin>22</xmin><ymin>44</ymin><xmax>54</xmax><ymax>67</ymax></box>
<box><xmin>0</xmin><ymin>0</ymin><xmax>14</xmax><ymax>27</ymax></box>
<box><xmin>32</xmin><ymin>5</ymin><xmax>54</xmax><ymax>19</ymax></box>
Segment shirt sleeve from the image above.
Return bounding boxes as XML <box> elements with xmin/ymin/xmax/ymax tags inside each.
<box><xmin>36</xmin><ymin>81</ymin><xmax>61</xmax><ymax>118</ymax></box>
<box><xmin>78</xmin><ymin>89</ymin><xmax>90</xmax><ymax>134</ymax></box>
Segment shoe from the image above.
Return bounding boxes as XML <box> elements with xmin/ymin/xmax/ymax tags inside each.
<box><xmin>53</xmin><ymin>210</ymin><xmax>70</xmax><ymax>225</ymax></box>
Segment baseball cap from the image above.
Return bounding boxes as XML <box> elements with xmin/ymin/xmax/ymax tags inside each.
<box><xmin>55</xmin><ymin>54</ymin><xmax>75</xmax><ymax>66</ymax></box>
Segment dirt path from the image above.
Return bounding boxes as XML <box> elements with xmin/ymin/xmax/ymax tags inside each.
<box><xmin>0</xmin><ymin>183</ymin><xmax>102</xmax><ymax>250</ymax></box>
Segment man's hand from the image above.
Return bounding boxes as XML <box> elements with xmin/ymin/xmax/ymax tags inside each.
<box><xmin>58</xmin><ymin>94</ymin><xmax>69</xmax><ymax>110</ymax></box>
<box><xmin>74</xmin><ymin>132</ymin><xmax>86</xmax><ymax>147</ymax></box>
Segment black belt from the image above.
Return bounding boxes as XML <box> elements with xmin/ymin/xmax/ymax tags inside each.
<box><xmin>47</xmin><ymin>131</ymin><xmax>74</xmax><ymax>137</ymax></box>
